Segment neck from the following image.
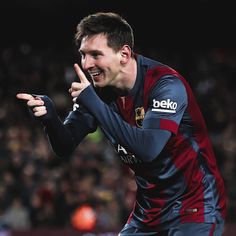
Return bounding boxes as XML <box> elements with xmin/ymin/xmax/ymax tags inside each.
<box><xmin>113</xmin><ymin>57</ymin><xmax>137</xmax><ymax>93</ymax></box>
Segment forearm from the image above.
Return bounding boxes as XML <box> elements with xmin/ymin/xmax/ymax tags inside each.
<box><xmin>38</xmin><ymin>96</ymin><xmax>93</xmax><ymax>158</ymax></box>
<box><xmin>42</xmin><ymin>116</ymin><xmax>78</xmax><ymax>158</ymax></box>
<box><xmin>77</xmin><ymin>86</ymin><xmax>171</xmax><ymax>162</ymax></box>
<box><xmin>43</xmin><ymin>108</ymin><xmax>97</xmax><ymax>158</ymax></box>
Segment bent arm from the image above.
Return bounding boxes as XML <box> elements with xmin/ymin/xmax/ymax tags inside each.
<box><xmin>17</xmin><ymin>93</ymin><xmax>96</xmax><ymax>158</ymax></box>
<box><xmin>41</xmin><ymin>97</ymin><xmax>97</xmax><ymax>158</ymax></box>
<box><xmin>76</xmin><ymin>77</ymin><xmax>187</xmax><ymax>162</ymax></box>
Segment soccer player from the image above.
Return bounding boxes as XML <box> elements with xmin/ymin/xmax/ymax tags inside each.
<box><xmin>17</xmin><ymin>12</ymin><xmax>226</xmax><ymax>235</ymax></box>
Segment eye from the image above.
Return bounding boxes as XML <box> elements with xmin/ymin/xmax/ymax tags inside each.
<box><xmin>91</xmin><ymin>52</ymin><xmax>100</xmax><ymax>59</ymax></box>
<box><xmin>79</xmin><ymin>51</ymin><xmax>85</xmax><ymax>59</ymax></box>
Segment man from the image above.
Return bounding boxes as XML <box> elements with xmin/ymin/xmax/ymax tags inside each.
<box><xmin>17</xmin><ymin>12</ymin><xmax>226</xmax><ymax>235</ymax></box>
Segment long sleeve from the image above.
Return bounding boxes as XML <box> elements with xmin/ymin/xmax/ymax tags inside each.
<box><xmin>39</xmin><ymin>96</ymin><xmax>97</xmax><ymax>158</ymax></box>
<box><xmin>76</xmin><ymin>86</ymin><xmax>171</xmax><ymax>162</ymax></box>
<box><xmin>77</xmin><ymin>76</ymin><xmax>187</xmax><ymax>162</ymax></box>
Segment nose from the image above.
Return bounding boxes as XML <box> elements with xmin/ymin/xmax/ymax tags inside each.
<box><xmin>82</xmin><ymin>55</ymin><xmax>94</xmax><ymax>70</ymax></box>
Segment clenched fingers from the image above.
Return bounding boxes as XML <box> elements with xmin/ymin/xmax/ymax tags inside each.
<box><xmin>32</xmin><ymin>106</ymin><xmax>47</xmax><ymax>117</ymax></box>
<box><xmin>69</xmin><ymin>84</ymin><xmax>87</xmax><ymax>99</ymax></box>
<box><xmin>27</xmin><ymin>98</ymin><xmax>44</xmax><ymax>108</ymax></box>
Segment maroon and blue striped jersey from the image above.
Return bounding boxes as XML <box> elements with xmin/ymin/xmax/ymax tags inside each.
<box><xmin>45</xmin><ymin>54</ymin><xmax>226</xmax><ymax>230</ymax></box>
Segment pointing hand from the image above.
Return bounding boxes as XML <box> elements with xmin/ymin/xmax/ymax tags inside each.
<box><xmin>69</xmin><ymin>63</ymin><xmax>91</xmax><ymax>102</ymax></box>
<box><xmin>16</xmin><ymin>93</ymin><xmax>47</xmax><ymax>117</ymax></box>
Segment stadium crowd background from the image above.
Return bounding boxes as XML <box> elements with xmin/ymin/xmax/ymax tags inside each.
<box><xmin>0</xmin><ymin>1</ymin><xmax>236</xmax><ymax>235</ymax></box>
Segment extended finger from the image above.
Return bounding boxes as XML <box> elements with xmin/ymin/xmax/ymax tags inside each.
<box><xmin>16</xmin><ymin>93</ymin><xmax>35</xmax><ymax>101</ymax></box>
<box><xmin>74</xmin><ymin>63</ymin><xmax>88</xmax><ymax>83</ymax></box>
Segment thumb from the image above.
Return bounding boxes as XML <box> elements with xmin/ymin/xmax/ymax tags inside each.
<box><xmin>74</xmin><ymin>63</ymin><xmax>89</xmax><ymax>83</ymax></box>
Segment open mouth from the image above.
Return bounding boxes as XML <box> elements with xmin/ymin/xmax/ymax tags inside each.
<box><xmin>89</xmin><ymin>69</ymin><xmax>103</xmax><ymax>81</ymax></box>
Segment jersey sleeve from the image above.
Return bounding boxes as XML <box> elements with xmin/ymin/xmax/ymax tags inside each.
<box><xmin>143</xmin><ymin>75</ymin><xmax>188</xmax><ymax>135</ymax></box>
<box><xmin>43</xmin><ymin>102</ymin><xmax>97</xmax><ymax>158</ymax></box>
<box><xmin>63</xmin><ymin>104</ymin><xmax>98</xmax><ymax>142</ymax></box>
<box><xmin>76</xmin><ymin>85</ymin><xmax>172</xmax><ymax>162</ymax></box>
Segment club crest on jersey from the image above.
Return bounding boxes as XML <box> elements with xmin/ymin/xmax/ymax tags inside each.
<box><xmin>135</xmin><ymin>107</ymin><xmax>145</xmax><ymax>128</ymax></box>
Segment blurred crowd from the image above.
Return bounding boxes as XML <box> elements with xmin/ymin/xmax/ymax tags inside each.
<box><xmin>0</xmin><ymin>44</ymin><xmax>236</xmax><ymax>231</ymax></box>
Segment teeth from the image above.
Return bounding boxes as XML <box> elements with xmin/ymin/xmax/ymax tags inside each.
<box><xmin>90</xmin><ymin>71</ymin><xmax>101</xmax><ymax>76</ymax></box>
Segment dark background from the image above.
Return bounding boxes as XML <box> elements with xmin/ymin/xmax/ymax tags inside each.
<box><xmin>0</xmin><ymin>0</ymin><xmax>235</xmax><ymax>48</ymax></box>
<box><xmin>0</xmin><ymin>1</ymin><xmax>236</xmax><ymax>234</ymax></box>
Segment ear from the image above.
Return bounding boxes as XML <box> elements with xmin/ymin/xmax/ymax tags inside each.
<box><xmin>120</xmin><ymin>45</ymin><xmax>132</xmax><ymax>64</ymax></box>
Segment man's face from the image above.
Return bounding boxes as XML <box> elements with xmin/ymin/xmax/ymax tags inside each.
<box><xmin>79</xmin><ymin>34</ymin><xmax>122</xmax><ymax>88</ymax></box>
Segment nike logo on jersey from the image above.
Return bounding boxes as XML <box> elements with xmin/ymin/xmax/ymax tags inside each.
<box><xmin>152</xmin><ymin>99</ymin><xmax>177</xmax><ymax>113</ymax></box>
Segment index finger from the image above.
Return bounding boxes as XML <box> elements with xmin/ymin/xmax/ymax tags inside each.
<box><xmin>74</xmin><ymin>63</ymin><xmax>88</xmax><ymax>83</ymax></box>
<box><xmin>16</xmin><ymin>93</ymin><xmax>35</xmax><ymax>101</ymax></box>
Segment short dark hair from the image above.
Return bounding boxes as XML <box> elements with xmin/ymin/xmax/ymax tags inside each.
<box><xmin>75</xmin><ymin>12</ymin><xmax>134</xmax><ymax>53</ymax></box>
